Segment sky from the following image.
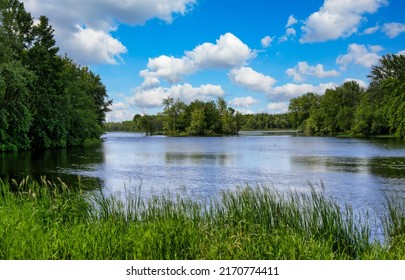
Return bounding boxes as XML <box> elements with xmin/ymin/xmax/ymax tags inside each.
<box><xmin>21</xmin><ymin>0</ymin><xmax>405</xmax><ymax>122</ymax></box>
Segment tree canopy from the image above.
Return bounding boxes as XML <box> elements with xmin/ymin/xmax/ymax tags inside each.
<box><xmin>0</xmin><ymin>0</ymin><xmax>111</xmax><ymax>151</ymax></box>
<box><xmin>288</xmin><ymin>54</ymin><xmax>405</xmax><ymax>138</ymax></box>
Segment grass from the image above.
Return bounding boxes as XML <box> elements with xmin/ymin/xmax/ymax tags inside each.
<box><xmin>0</xmin><ymin>177</ymin><xmax>404</xmax><ymax>260</ymax></box>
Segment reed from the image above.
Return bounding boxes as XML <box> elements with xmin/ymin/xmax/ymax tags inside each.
<box><xmin>0</xmin><ymin>178</ymin><xmax>403</xmax><ymax>259</ymax></box>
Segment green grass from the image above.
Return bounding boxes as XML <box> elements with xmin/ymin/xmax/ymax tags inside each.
<box><xmin>0</xmin><ymin>177</ymin><xmax>404</xmax><ymax>260</ymax></box>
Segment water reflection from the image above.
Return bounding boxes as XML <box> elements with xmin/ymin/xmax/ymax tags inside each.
<box><xmin>0</xmin><ymin>145</ymin><xmax>104</xmax><ymax>188</ymax></box>
<box><xmin>369</xmin><ymin>157</ymin><xmax>405</xmax><ymax>178</ymax></box>
<box><xmin>291</xmin><ymin>155</ymin><xmax>405</xmax><ymax>179</ymax></box>
<box><xmin>165</xmin><ymin>152</ymin><xmax>231</xmax><ymax>165</ymax></box>
<box><xmin>291</xmin><ymin>156</ymin><xmax>370</xmax><ymax>174</ymax></box>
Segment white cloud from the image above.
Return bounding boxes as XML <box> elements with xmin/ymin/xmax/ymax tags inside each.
<box><xmin>286</xmin><ymin>15</ymin><xmax>298</xmax><ymax>28</ymax></box>
<box><xmin>286</xmin><ymin>28</ymin><xmax>297</xmax><ymax>37</ymax></box>
<box><xmin>229</xmin><ymin>96</ymin><xmax>259</xmax><ymax>108</ymax></box>
<box><xmin>229</xmin><ymin>67</ymin><xmax>277</xmax><ymax>94</ymax></box>
<box><xmin>22</xmin><ymin>0</ymin><xmax>196</xmax><ymax>64</ymax></box>
<box><xmin>261</xmin><ymin>36</ymin><xmax>274</xmax><ymax>48</ymax></box>
<box><xmin>382</xmin><ymin>22</ymin><xmax>405</xmax><ymax>38</ymax></box>
<box><xmin>278</xmin><ymin>27</ymin><xmax>297</xmax><ymax>44</ymax></box>
<box><xmin>186</xmin><ymin>33</ymin><xmax>255</xmax><ymax>69</ymax></box>
<box><xmin>128</xmin><ymin>83</ymin><xmax>224</xmax><ymax>108</ymax></box>
<box><xmin>278</xmin><ymin>35</ymin><xmax>288</xmax><ymax>44</ymax></box>
<box><xmin>362</xmin><ymin>24</ymin><xmax>380</xmax><ymax>35</ymax></box>
<box><xmin>267</xmin><ymin>102</ymin><xmax>289</xmax><ymax>114</ymax></box>
<box><xmin>67</xmin><ymin>25</ymin><xmax>127</xmax><ymax>65</ymax></box>
<box><xmin>106</xmin><ymin>102</ymin><xmax>134</xmax><ymax>122</ymax></box>
<box><xmin>398</xmin><ymin>50</ymin><xmax>405</xmax><ymax>55</ymax></box>
<box><xmin>270</xmin><ymin>82</ymin><xmax>336</xmax><ymax>98</ymax></box>
<box><xmin>140</xmin><ymin>33</ymin><xmax>255</xmax><ymax>84</ymax></box>
<box><xmin>286</xmin><ymin>61</ymin><xmax>340</xmax><ymax>82</ymax></box>
<box><xmin>300</xmin><ymin>0</ymin><xmax>387</xmax><ymax>43</ymax></box>
<box><xmin>336</xmin><ymin>44</ymin><xmax>383</xmax><ymax>69</ymax></box>
<box><xmin>140</xmin><ymin>56</ymin><xmax>195</xmax><ymax>84</ymax></box>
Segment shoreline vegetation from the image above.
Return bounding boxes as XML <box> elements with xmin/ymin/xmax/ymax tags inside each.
<box><xmin>1</xmin><ymin>178</ymin><xmax>404</xmax><ymax>260</ymax></box>
<box><xmin>1</xmin><ymin>1</ymin><xmax>111</xmax><ymax>152</ymax></box>
<box><xmin>106</xmin><ymin>54</ymin><xmax>405</xmax><ymax>139</ymax></box>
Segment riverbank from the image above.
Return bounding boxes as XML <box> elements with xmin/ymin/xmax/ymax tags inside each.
<box><xmin>1</xmin><ymin>178</ymin><xmax>404</xmax><ymax>260</ymax></box>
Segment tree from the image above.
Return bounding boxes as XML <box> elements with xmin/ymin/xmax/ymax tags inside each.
<box><xmin>0</xmin><ymin>60</ymin><xmax>34</xmax><ymax>151</ymax></box>
<box><xmin>380</xmin><ymin>77</ymin><xmax>405</xmax><ymax>137</ymax></box>
<box><xmin>354</xmin><ymin>54</ymin><xmax>405</xmax><ymax>136</ymax></box>
<box><xmin>0</xmin><ymin>0</ymin><xmax>34</xmax><ymax>151</ymax></box>
<box><xmin>162</xmin><ymin>97</ymin><xmax>186</xmax><ymax>134</ymax></box>
<box><xmin>368</xmin><ymin>54</ymin><xmax>405</xmax><ymax>88</ymax></box>
<box><xmin>187</xmin><ymin>107</ymin><xmax>206</xmax><ymax>136</ymax></box>
<box><xmin>0</xmin><ymin>0</ymin><xmax>33</xmax><ymax>56</ymax></box>
<box><xmin>24</xmin><ymin>16</ymin><xmax>68</xmax><ymax>148</ymax></box>
<box><xmin>1</xmin><ymin>1</ymin><xmax>112</xmax><ymax>151</ymax></box>
<box><xmin>288</xmin><ymin>92</ymin><xmax>320</xmax><ymax>129</ymax></box>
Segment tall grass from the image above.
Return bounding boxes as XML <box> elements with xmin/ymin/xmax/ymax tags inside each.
<box><xmin>0</xmin><ymin>178</ymin><xmax>404</xmax><ymax>259</ymax></box>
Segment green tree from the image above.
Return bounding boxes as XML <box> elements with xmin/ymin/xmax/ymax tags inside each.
<box><xmin>24</xmin><ymin>16</ymin><xmax>68</xmax><ymax>148</ymax></box>
<box><xmin>380</xmin><ymin>77</ymin><xmax>405</xmax><ymax>137</ymax></box>
<box><xmin>187</xmin><ymin>107</ymin><xmax>206</xmax><ymax>135</ymax></box>
<box><xmin>317</xmin><ymin>81</ymin><xmax>363</xmax><ymax>134</ymax></box>
<box><xmin>0</xmin><ymin>61</ymin><xmax>34</xmax><ymax>151</ymax></box>
<box><xmin>1</xmin><ymin>0</ymin><xmax>111</xmax><ymax>151</ymax></box>
<box><xmin>63</xmin><ymin>59</ymin><xmax>105</xmax><ymax>145</ymax></box>
<box><xmin>162</xmin><ymin>97</ymin><xmax>186</xmax><ymax>134</ymax></box>
<box><xmin>288</xmin><ymin>92</ymin><xmax>321</xmax><ymax>129</ymax></box>
<box><xmin>368</xmin><ymin>54</ymin><xmax>405</xmax><ymax>88</ymax></box>
<box><xmin>0</xmin><ymin>0</ymin><xmax>33</xmax><ymax>56</ymax></box>
<box><xmin>354</xmin><ymin>54</ymin><xmax>405</xmax><ymax>136</ymax></box>
<box><xmin>0</xmin><ymin>0</ymin><xmax>34</xmax><ymax>151</ymax></box>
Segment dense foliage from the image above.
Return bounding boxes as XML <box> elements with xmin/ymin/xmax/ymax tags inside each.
<box><xmin>0</xmin><ymin>0</ymin><xmax>111</xmax><ymax>151</ymax></box>
<box><xmin>288</xmin><ymin>54</ymin><xmax>405</xmax><ymax>137</ymax></box>
<box><xmin>106</xmin><ymin>99</ymin><xmax>292</xmax><ymax>135</ymax></box>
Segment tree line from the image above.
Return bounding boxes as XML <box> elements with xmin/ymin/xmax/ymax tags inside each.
<box><xmin>107</xmin><ymin>54</ymin><xmax>404</xmax><ymax>138</ymax></box>
<box><xmin>288</xmin><ymin>54</ymin><xmax>405</xmax><ymax>138</ymax></box>
<box><xmin>0</xmin><ymin>0</ymin><xmax>111</xmax><ymax>152</ymax></box>
<box><xmin>106</xmin><ymin>98</ymin><xmax>292</xmax><ymax>135</ymax></box>
<box><xmin>108</xmin><ymin>97</ymin><xmax>244</xmax><ymax>136</ymax></box>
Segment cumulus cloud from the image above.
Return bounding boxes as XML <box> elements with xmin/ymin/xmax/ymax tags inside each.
<box><xmin>270</xmin><ymin>82</ymin><xmax>336</xmax><ymax>98</ymax></box>
<box><xmin>362</xmin><ymin>24</ymin><xmax>381</xmax><ymax>35</ymax></box>
<box><xmin>261</xmin><ymin>36</ymin><xmax>274</xmax><ymax>48</ymax></box>
<box><xmin>229</xmin><ymin>96</ymin><xmax>259</xmax><ymax>108</ymax></box>
<box><xmin>336</xmin><ymin>44</ymin><xmax>383</xmax><ymax>69</ymax></box>
<box><xmin>106</xmin><ymin>102</ymin><xmax>134</xmax><ymax>122</ymax></box>
<box><xmin>300</xmin><ymin>0</ymin><xmax>387</xmax><ymax>43</ymax></box>
<box><xmin>22</xmin><ymin>0</ymin><xmax>196</xmax><ymax>64</ymax></box>
<box><xmin>128</xmin><ymin>84</ymin><xmax>224</xmax><ymax>108</ymax></box>
<box><xmin>229</xmin><ymin>67</ymin><xmax>277</xmax><ymax>94</ymax></box>
<box><xmin>267</xmin><ymin>102</ymin><xmax>289</xmax><ymax>114</ymax></box>
<box><xmin>278</xmin><ymin>16</ymin><xmax>298</xmax><ymax>44</ymax></box>
<box><xmin>382</xmin><ymin>22</ymin><xmax>405</xmax><ymax>38</ymax></box>
<box><xmin>398</xmin><ymin>50</ymin><xmax>405</xmax><ymax>55</ymax></box>
<box><xmin>286</xmin><ymin>61</ymin><xmax>340</xmax><ymax>82</ymax></box>
<box><xmin>286</xmin><ymin>28</ymin><xmax>297</xmax><ymax>37</ymax></box>
<box><xmin>141</xmin><ymin>33</ymin><xmax>255</xmax><ymax>84</ymax></box>
<box><xmin>186</xmin><ymin>33</ymin><xmax>256</xmax><ymax>69</ymax></box>
<box><xmin>286</xmin><ymin>15</ymin><xmax>298</xmax><ymax>28</ymax></box>
<box><xmin>140</xmin><ymin>56</ymin><xmax>195</xmax><ymax>84</ymax></box>
<box><xmin>67</xmin><ymin>25</ymin><xmax>127</xmax><ymax>65</ymax></box>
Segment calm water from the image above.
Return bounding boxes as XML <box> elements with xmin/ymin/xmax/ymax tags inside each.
<box><xmin>2</xmin><ymin>132</ymin><xmax>405</xmax><ymax>238</ymax></box>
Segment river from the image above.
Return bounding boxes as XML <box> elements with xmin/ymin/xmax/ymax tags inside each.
<box><xmin>2</xmin><ymin>132</ymin><xmax>405</xmax><ymax>239</ymax></box>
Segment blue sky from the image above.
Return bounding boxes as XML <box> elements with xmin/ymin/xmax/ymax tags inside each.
<box><xmin>22</xmin><ymin>0</ymin><xmax>405</xmax><ymax>121</ymax></box>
